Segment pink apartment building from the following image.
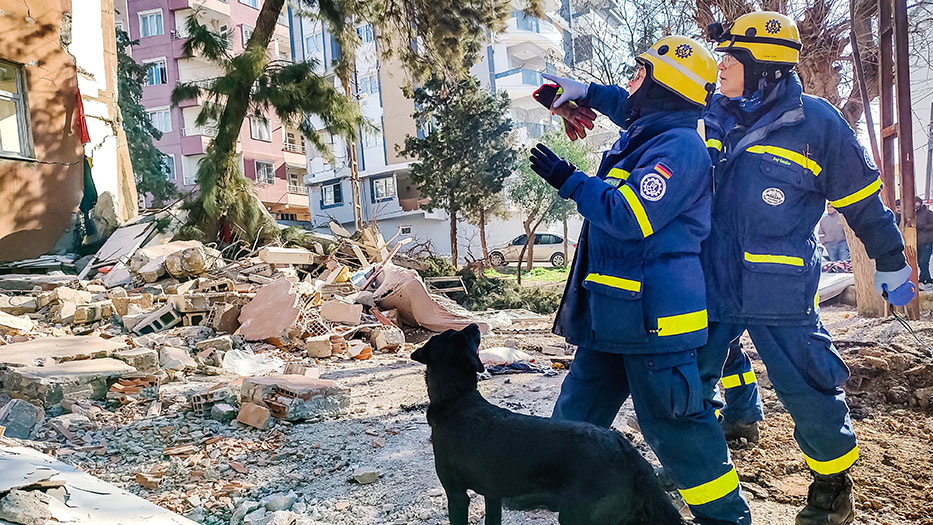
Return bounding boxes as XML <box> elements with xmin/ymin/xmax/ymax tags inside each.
<box><xmin>123</xmin><ymin>0</ymin><xmax>310</xmax><ymax>221</ymax></box>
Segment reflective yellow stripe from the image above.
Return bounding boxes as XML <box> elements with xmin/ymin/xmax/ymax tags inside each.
<box><xmin>706</xmin><ymin>138</ymin><xmax>722</xmax><ymax>151</ymax></box>
<box><xmin>714</xmin><ymin>408</ymin><xmax>721</xmax><ymax>419</ymax></box>
<box><xmin>606</xmin><ymin>168</ymin><xmax>630</xmax><ymax>180</ymax></box>
<box><xmin>722</xmin><ymin>370</ymin><xmax>757</xmax><ymax>388</ymax></box>
<box><xmin>814</xmin><ymin>290</ymin><xmax>820</xmax><ymax>311</ymax></box>
<box><xmin>744</xmin><ymin>252</ymin><xmax>804</xmax><ymax>267</ymax></box>
<box><xmin>584</xmin><ymin>273</ymin><xmax>641</xmax><ymax>293</ymax></box>
<box><xmin>829</xmin><ymin>177</ymin><xmax>883</xmax><ymax>208</ymax></box>
<box><xmin>657</xmin><ymin>309</ymin><xmax>708</xmax><ymax>337</ymax></box>
<box><xmin>678</xmin><ymin>467</ymin><xmax>740</xmax><ymax>506</ymax></box>
<box><xmin>747</xmin><ymin>145</ymin><xmax>823</xmax><ymax>176</ymax></box>
<box><xmin>803</xmin><ymin>445</ymin><xmax>859</xmax><ymax>475</ymax></box>
<box><xmin>619</xmin><ymin>185</ymin><xmax>654</xmax><ymax>237</ymax></box>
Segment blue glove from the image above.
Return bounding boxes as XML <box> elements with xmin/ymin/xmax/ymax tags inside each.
<box><xmin>874</xmin><ymin>264</ymin><xmax>916</xmax><ymax>306</ymax></box>
<box><xmin>530</xmin><ymin>143</ymin><xmax>575</xmax><ymax>190</ymax></box>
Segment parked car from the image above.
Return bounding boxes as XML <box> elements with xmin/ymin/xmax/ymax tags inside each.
<box><xmin>488</xmin><ymin>233</ymin><xmax>576</xmax><ymax>268</ymax></box>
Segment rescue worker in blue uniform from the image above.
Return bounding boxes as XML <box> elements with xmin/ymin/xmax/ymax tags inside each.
<box><xmin>532</xmin><ymin>37</ymin><xmax>752</xmax><ymax>524</ymax></box>
<box><xmin>700</xmin><ymin>12</ymin><xmax>915</xmax><ymax>525</ymax></box>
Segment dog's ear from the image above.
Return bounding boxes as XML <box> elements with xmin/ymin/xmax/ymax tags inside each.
<box><xmin>461</xmin><ymin>323</ymin><xmax>482</xmax><ymax>351</ymax></box>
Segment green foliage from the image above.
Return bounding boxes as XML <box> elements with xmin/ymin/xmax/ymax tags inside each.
<box><xmin>170</xmin><ymin>8</ymin><xmax>363</xmax><ymax>243</ymax></box>
<box><xmin>416</xmin><ymin>255</ymin><xmax>461</xmax><ymax>279</ymax></box>
<box><xmin>485</xmin><ymin>266</ymin><xmax>570</xmax><ymax>282</ymax></box>
<box><xmin>459</xmin><ymin>270</ymin><xmax>562</xmax><ymax>314</ymax></box>
<box><xmin>116</xmin><ymin>29</ymin><xmax>177</xmax><ymax>205</ymax></box>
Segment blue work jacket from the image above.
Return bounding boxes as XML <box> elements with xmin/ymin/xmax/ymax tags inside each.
<box><xmin>702</xmin><ymin>74</ymin><xmax>905</xmax><ymax>325</ymax></box>
<box><xmin>553</xmin><ymin>85</ymin><xmax>712</xmax><ymax>353</ymax></box>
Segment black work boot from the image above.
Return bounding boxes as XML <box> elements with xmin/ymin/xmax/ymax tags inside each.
<box><xmin>720</xmin><ymin>420</ymin><xmax>760</xmax><ymax>443</ymax></box>
<box><xmin>795</xmin><ymin>471</ymin><xmax>855</xmax><ymax>525</ymax></box>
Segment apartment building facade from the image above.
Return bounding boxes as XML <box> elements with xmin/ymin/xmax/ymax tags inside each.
<box><xmin>123</xmin><ymin>0</ymin><xmax>310</xmax><ymax>221</ymax></box>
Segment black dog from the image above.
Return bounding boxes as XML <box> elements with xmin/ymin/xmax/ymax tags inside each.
<box><xmin>411</xmin><ymin>324</ymin><xmax>686</xmax><ymax>525</ymax></box>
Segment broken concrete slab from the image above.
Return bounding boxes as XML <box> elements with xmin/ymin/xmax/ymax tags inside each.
<box><xmin>0</xmin><ymin>358</ymin><xmax>138</xmax><ymax>407</ymax></box>
<box><xmin>0</xmin><ymin>336</ymin><xmax>128</xmax><ymax>367</ymax></box>
<box><xmin>370</xmin><ymin>326</ymin><xmax>405</xmax><ymax>352</ymax></box>
<box><xmin>50</xmin><ymin>286</ymin><xmax>93</xmax><ymax>306</ymax></box>
<box><xmin>237</xmin><ymin>279</ymin><xmax>302</xmax><ymax>341</ymax></box>
<box><xmin>257</xmin><ymin>247</ymin><xmax>319</xmax><ymax>265</ymax></box>
<box><xmin>73</xmin><ymin>300</ymin><xmax>114</xmax><ymax>324</ymax></box>
<box><xmin>129</xmin><ymin>240</ymin><xmax>205</xmax><ymax>283</ymax></box>
<box><xmin>0</xmin><ymin>274</ymin><xmax>75</xmax><ymax>292</ymax></box>
<box><xmin>110</xmin><ymin>294</ymin><xmax>154</xmax><ymax>317</ymax></box>
<box><xmin>304</xmin><ymin>335</ymin><xmax>333</xmax><ymax>358</ymax></box>
<box><xmin>241</xmin><ymin>375</ymin><xmax>350</xmax><ymax>421</ymax></box>
<box><xmin>0</xmin><ymin>488</ymin><xmax>53</xmax><ymax>525</ymax></box>
<box><xmin>0</xmin><ymin>442</ymin><xmax>197</xmax><ymax>524</ymax></box>
<box><xmin>320</xmin><ymin>300</ymin><xmax>362</xmax><ymax>325</ymax></box>
<box><xmin>0</xmin><ymin>310</ymin><xmax>34</xmax><ymax>334</ymax></box>
<box><xmin>196</xmin><ymin>335</ymin><xmax>234</xmax><ymax>353</ymax></box>
<box><xmin>0</xmin><ymin>294</ymin><xmax>38</xmax><ymax>315</ymax></box>
<box><xmin>0</xmin><ymin>399</ymin><xmax>44</xmax><ymax>440</ymax></box>
<box><xmin>237</xmin><ymin>402</ymin><xmax>271</xmax><ymax>429</ymax></box>
<box><xmin>159</xmin><ymin>347</ymin><xmax>197</xmax><ymax>371</ymax></box>
<box><xmin>164</xmin><ymin>244</ymin><xmax>222</xmax><ymax>279</ymax></box>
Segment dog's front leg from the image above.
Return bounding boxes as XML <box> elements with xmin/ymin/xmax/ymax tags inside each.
<box><xmin>484</xmin><ymin>496</ymin><xmax>502</xmax><ymax>525</ymax></box>
<box><xmin>446</xmin><ymin>490</ymin><xmax>470</xmax><ymax>525</ymax></box>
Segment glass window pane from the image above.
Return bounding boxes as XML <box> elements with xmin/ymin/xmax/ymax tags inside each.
<box><xmin>0</xmin><ymin>65</ymin><xmax>18</xmax><ymax>94</ymax></box>
<box><xmin>0</xmin><ymin>98</ymin><xmax>22</xmax><ymax>154</ymax></box>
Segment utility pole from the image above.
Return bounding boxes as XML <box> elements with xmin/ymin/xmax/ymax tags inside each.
<box><xmin>344</xmin><ymin>79</ymin><xmax>363</xmax><ymax>232</ymax></box>
<box><xmin>925</xmin><ymin>101</ymin><xmax>933</xmax><ymax>201</ymax></box>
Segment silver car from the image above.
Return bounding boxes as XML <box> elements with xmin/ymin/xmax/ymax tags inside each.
<box><xmin>488</xmin><ymin>233</ymin><xmax>576</xmax><ymax>267</ymax></box>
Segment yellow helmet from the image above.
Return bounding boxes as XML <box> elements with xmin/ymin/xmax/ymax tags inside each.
<box><xmin>711</xmin><ymin>11</ymin><xmax>801</xmax><ymax>65</ymax></box>
<box><xmin>637</xmin><ymin>36</ymin><xmax>718</xmax><ymax>106</ymax></box>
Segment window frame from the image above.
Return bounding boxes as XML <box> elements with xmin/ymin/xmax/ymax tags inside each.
<box><xmin>162</xmin><ymin>154</ymin><xmax>176</xmax><ymax>182</ymax></box>
<box><xmin>400</xmin><ymin>225</ymin><xmax>412</xmax><ymax>235</ymax></box>
<box><xmin>183</xmin><ymin>160</ymin><xmax>196</xmax><ymax>185</ymax></box>
<box><xmin>371</xmin><ymin>175</ymin><xmax>396</xmax><ymax>203</ymax></box>
<box><xmin>254</xmin><ymin>160</ymin><xmax>275</xmax><ymax>184</ymax></box>
<box><xmin>249</xmin><ymin>116</ymin><xmax>271</xmax><ymax>142</ymax></box>
<box><xmin>138</xmin><ymin>9</ymin><xmax>164</xmax><ymax>38</ymax></box>
<box><xmin>321</xmin><ymin>181</ymin><xmax>343</xmax><ymax>208</ymax></box>
<box><xmin>242</xmin><ymin>25</ymin><xmax>253</xmax><ymax>47</ymax></box>
<box><xmin>239</xmin><ymin>0</ymin><xmax>260</xmax><ymax>8</ymax></box>
<box><xmin>146</xmin><ymin>107</ymin><xmax>172</xmax><ymax>133</ymax></box>
<box><xmin>143</xmin><ymin>57</ymin><xmax>168</xmax><ymax>86</ymax></box>
<box><xmin>0</xmin><ymin>60</ymin><xmax>33</xmax><ymax>159</ymax></box>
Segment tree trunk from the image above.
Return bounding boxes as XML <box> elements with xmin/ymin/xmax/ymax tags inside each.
<box><xmin>841</xmin><ymin>215</ymin><xmax>886</xmax><ymax>317</ymax></box>
<box><xmin>524</xmin><ymin>220</ymin><xmax>535</xmax><ymax>272</ymax></box>
<box><xmin>562</xmin><ymin>217</ymin><xmax>569</xmax><ymax>267</ymax></box>
<box><xmin>479</xmin><ymin>206</ymin><xmax>489</xmax><ymax>262</ymax></box>
<box><xmin>449</xmin><ymin>208</ymin><xmax>459</xmax><ymax>267</ymax></box>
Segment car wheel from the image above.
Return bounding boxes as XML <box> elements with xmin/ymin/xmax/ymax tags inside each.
<box><xmin>550</xmin><ymin>252</ymin><xmax>565</xmax><ymax>267</ymax></box>
<box><xmin>489</xmin><ymin>252</ymin><xmax>506</xmax><ymax>267</ymax></box>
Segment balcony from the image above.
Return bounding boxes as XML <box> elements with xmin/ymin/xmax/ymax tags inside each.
<box><xmin>283</xmin><ymin>142</ymin><xmax>306</xmax><ymax>154</ymax></box>
<box><xmin>500</xmin><ymin>12</ymin><xmax>563</xmax><ymax>57</ymax></box>
<box><xmin>494</xmin><ymin>68</ymin><xmax>546</xmax><ymax>102</ymax></box>
<box><xmin>287</xmin><ymin>182</ymin><xmax>308</xmax><ymax>195</ymax></box>
<box><xmin>168</xmin><ymin>0</ymin><xmax>231</xmax><ymax>17</ymax></box>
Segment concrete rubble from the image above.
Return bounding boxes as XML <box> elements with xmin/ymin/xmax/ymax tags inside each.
<box><xmin>0</xmin><ymin>222</ymin><xmax>522</xmax><ymax>524</ymax></box>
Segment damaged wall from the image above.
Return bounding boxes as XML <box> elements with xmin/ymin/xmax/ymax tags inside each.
<box><xmin>0</xmin><ymin>0</ymin><xmax>85</xmax><ymax>261</ymax></box>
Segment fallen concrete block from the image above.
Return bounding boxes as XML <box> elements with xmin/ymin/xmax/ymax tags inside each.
<box><xmin>0</xmin><ymin>488</ymin><xmax>52</xmax><ymax>525</ymax></box>
<box><xmin>110</xmin><ymin>294</ymin><xmax>153</xmax><ymax>317</ymax></box>
<box><xmin>304</xmin><ymin>335</ymin><xmax>333</xmax><ymax>358</ymax></box>
<box><xmin>0</xmin><ymin>399</ymin><xmax>44</xmax><ymax>440</ymax></box>
<box><xmin>122</xmin><ymin>313</ymin><xmax>149</xmax><ymax>333</ymax></box>
<box><xmin>73</xmin><ymin>301</ymin><xmax>114</xmax><ymax>325</ymax></box>
<box><xmin>49</xmin><ymin>302</ymin><xmax>77</xmax><ymax>324</ymax></box>
<box><xmin>258</xmin><ymin>247</ymin><xmax>319</xmax><ymax>265</ymax></box>
<box><xmin>320</xmin><ymin>300</ymin><xmax>362</xmax><ymax>325</ymax></box>
<box><xmin>237</xmin><ymin>402</ymin><xmax>271</xmax><ymax>429</ymax></box>
<box><xmin>0</xmin><ymin>358</ymin><xmax>137</xmax><ymax>407</ymax></box>
<box><xmin>196</xmin><ymin>335</ymin><xmax>234</xmax><ymax>353</ymax></box>
<box><xmin>237</xmin><ymin>279</ymin><xmax>302</xmax><ymax>341</ymax></box>
<box><xmin>169</xmin><ymin>293</ymin><xmax>211</xmax><ymax>313</ymax></box>
<box><xmin>0</xmin><ymin>274</ymin><xmax>75</xmax><ymax>291</ymax></box>
<box><xmin>211</xmin><ymin>402</ymin><xmax>238</xmax><ymax>423</ymax></box>
<box><xmin>209</xmin><ymin>303</ymin><xmax>241</xmax><ymax>334</ymax></box>
<box><xmin>129</xmin><ymin>240</ymin><xmax>204</xmax><ymax>283</ymax></box>
<box><xmin>133</xmin><ymin>303</ymin><xmax>183</xmax><ymax>335</ymax></box>
<box><xmin>370</xmin><ymin>326</ymin><xmax>405</xmax><ymax>352</ymax></box>
<box><xmin>114</xmin><ymin>348</ymin><xmax>160</xmax><ymax>374</ymax></box>
<box><xmin>159</xmin><ymin>346</ymin><xmax>197</xmax><ymax>371</ymax></box>
<box><xmin>0</xmin><ymin>336</ymin><xmax>127</xmax><ymax>367</ymax></box>
<box><xmin>0</xmin><ymin>310</ymin><xmax>34</xmax><ymax>334</ymax></box>
<box><xmin>164</xmin><ymin>245</ymin><xmax>222</xmax><ymax>279</ymax></box>
<box><xmin>50</xmin><ymin>287</ymin><xmax>92</xmax><ymax>306</ymax></box>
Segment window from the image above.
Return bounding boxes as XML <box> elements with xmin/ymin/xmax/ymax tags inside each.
<box><xmin>162</xmin><ymin>154</ymin><xmax>176</xmax><ymax>181</ymax></box>
<box><xmin>242</xmin><ymin>25</ymin><xmax>253</xmax><ymax>46</ymax></box>
<box><xmin>255</xmin><ymin>160</ymin><xmax>274</xmax><ymax>184</ymax></box>
<box><xmin>239</xmin><ymin>0</ymin><xmax>259</xmax><ymax>8</ymax></box>
<box><xmin>371</xmin><ymin>176</ymin><xmax>395</xmax><ymax>202</ymax></box>
<box><xmin>144</xmin><ymin>58</ymin><xmax>167</xmax><ymax>86</ymax></box>
<box><xmin>279</xmin><ymin>212</ymin><xmax>297</xmax><ymax>221</ymax></box>
<box><xmin>250</xmin><ymin>116</ymin><xmax>271</xmax><ymax>141</ymax></box>
<box><xmin>322</xmin><ymin>182</ymin><xmax>343</xmax><ymax>207</ymax></box>
<box><xmin>0</xmin><ymin>61</ymin><xmax>31</xmax><ymax>158</ymax></box>
<box><xmin>511</xmin><ymin>235</ymin><xmax>527</xmax><ymax>246</ymax></box>
<box><xmin>183</xmin><ymin>163</ymin><xmax>196</xmax><ymax>185</ymax></box>
<box><xmin>357</xmin><ymin>25</ymin><xmax>374</xmax><ymax>43</ymax></box>
<box><xmin>287</xmin><ymin>172</ymin><xmax>307</xmax><ymax>194</ymax></box>
<box><xmin>362</xmin><ymin>123</ymin><xmax>382</xmax><ymax>149</ymax></box>
<box><xmin>400</xmin><ymin>225</ymin><xmax>412</xmax><ymax>235</ymax></box>
<box><xmin>358</xmin><ymin>74</ymin><xmax>379</xmax><ymax>95</ymax></box>
<box><xmin>330</xmin><ymin>33</ymin><xmax>342</xmax><ymax>60</ymax></box>
<box><xmin>146</xmin><ymin>108</ymin><xmax>171</xmax><ymax>133</ymax></box>
<box><xmin>138</xmin><ymin>10</ymin><xmax>164</xmax><ymax>38</ymax></box>
<box><xmin>305</xmin><ymin>33</ymin><xmax>324</xmax><ymax>55</ymax></box>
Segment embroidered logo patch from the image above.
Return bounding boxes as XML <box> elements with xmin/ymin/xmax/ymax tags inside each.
<box><xmin>641</xmin><ymin>174</ymin><xmax>667</xmax><ymax>201</ymax></box>
<box><xmin>762</xmin><ymin>187</ymin><xmax>785</xmax><ymax>206</ymax></box>
<box><xmin>765</xmin><ymin>19</ymin><xmax>782</xmax><ymax>34</ymax></box>
<box><xmin>861</xmin><ymin>145</ymin><xmax>877</xmax><ymax>171</ymax></box>
<box><xmin>654</xmin><ymin>162</ymin><xmax>673</xmax><ymax>179</ymax></box>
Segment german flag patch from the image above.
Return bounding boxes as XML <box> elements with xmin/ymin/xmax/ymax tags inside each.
<box><xmin>654</xmin><ymin>163</ymin><xmax>673</xmax><ymax>179</ymax></box>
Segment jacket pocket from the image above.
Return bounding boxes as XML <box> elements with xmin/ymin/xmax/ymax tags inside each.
<box><xmin>740</xmin><ymin>237</ymin><xmax>816</xmax><ymax>316</ymax></box>
<box><xmin>582</xmin><ymin>262</ymin><xmax>649</xmax><ymax>344</ymax></box>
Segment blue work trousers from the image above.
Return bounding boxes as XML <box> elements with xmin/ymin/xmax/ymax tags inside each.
<box><xmin>553</xmin><ymin>347</ymin><xmax>751</xmax><ymax>525</ymax></box>
<box><xmin>719</xmin><ymin>337</ymin><xmax>765</xmax><ymax>425</ymax></box>
<box><xmin>701</xmin><ymin>322</ymin><xmax>859</xmax><ymax>476</ymax></box>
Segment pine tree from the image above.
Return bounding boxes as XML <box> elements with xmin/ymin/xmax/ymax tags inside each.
<box><xmin>116</xmin><ymin>29</ymin><xmax>177</xmax><ymax>206</ymax></box>
<box><xmin>400</xmin><ymin>75</ymin><xmax>518</xmax><ymax>265</ymax></box>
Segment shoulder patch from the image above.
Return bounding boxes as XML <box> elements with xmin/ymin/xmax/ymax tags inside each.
<box><xmin>654</xmin><ymin>162</ymin><xmax>673</xmax><ymax>179</ymax></box>
<box><xmin>861</xmin><ymin>145</ymin><xmax>877</xmax><ymax>171</ymax></box>
<box><xmin>640</xmin><ymin>174</ymin><xmax>667</xmax><ymax>202</ymax></box>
